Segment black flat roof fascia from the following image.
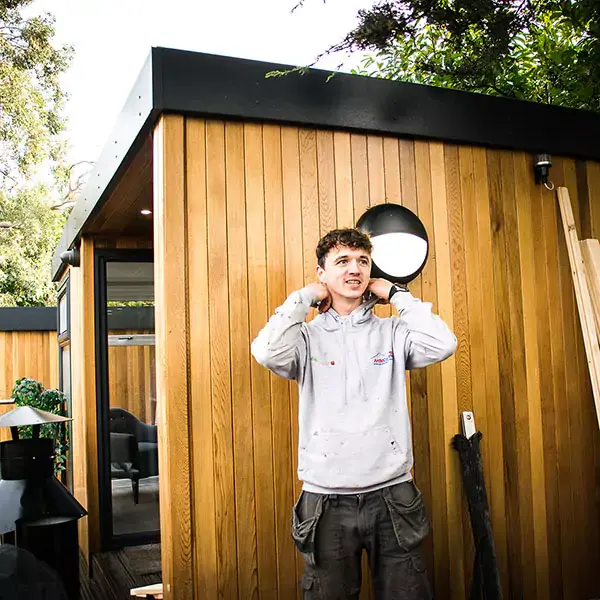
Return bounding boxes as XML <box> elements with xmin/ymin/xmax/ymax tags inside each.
<box><xmin>0</xmin><ymin>307</ymin><xmax>57</xmax><ymax>332</ymax></box>
<box><xmin>52</xmin><ymin>46</ymin><xmax>600</xmax><ymax>280</ymax></box>
<box><xmin>158</xmin><ymin>47</ymin><xmax>600</xmax><ymax>160</ymax></box>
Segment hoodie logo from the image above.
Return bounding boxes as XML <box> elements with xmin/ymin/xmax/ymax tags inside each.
<box><xmin>371</xmin><ymin>351</ymin><xmax>394</xmax><ymax>366</ymax></box>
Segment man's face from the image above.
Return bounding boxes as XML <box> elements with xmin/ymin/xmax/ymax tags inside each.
<box><xmin>316</xmin><ymin>245</ymin><xmax>372</xmax><ymax>302</ymax></box>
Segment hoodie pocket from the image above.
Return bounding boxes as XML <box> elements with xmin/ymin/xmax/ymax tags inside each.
<box><xmin>300</xmin><ymin>427</ymin><xmax>408</xmax><ymax>489</ymax></box>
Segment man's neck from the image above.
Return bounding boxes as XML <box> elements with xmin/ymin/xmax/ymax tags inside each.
<box><xmin>331</xmin><ymin>296</ymin><xmax>363</xmax><ymax>316</ymax></box>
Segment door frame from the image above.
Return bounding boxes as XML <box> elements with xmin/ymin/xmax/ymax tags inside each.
<box><xmin>94</xmin><ymin>248</ymin><xmax>158</xmax><ymax>550</ymax></box>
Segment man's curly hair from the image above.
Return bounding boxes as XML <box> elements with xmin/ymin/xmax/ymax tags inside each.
<box><xmin>316</xmin><ymin>228</ymin><xmax>373</xmax><ymax>268</ymax></box>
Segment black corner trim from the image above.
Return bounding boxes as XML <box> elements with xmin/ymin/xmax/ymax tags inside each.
<box><xmin>0</xmin><ymin>307</ymin><xmax>57</xmax><ymax>331</ymax></box>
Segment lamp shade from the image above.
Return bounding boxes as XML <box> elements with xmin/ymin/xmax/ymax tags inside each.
<box><xmin>0</xmin><ymin>407</ymin><xmax>71</xmax><ymax>429</ymax></box>
<box><xmin>356</xmin><ymin>204</ymin><xmax>429</xmax><ymax>284</ymax></box>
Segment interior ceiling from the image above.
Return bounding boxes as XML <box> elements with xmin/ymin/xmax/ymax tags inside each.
<box><xmin>83</xmin><ymin>133</ymin><xmax>153</xmax><ymax>239</ymax></box>
<box><xmin>106</xmin><ymin>262</ymin><xmax>154</xmax><ymax>302</ymax></box>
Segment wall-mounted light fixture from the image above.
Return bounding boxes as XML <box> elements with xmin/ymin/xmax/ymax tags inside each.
<box><xmin>140</xmin><ymin>209</ymin><xmax>152</xmax><ymax>215</ymax></box>
<box><xmin>60</xmin><ymin>247</ymin><xmax>80</xmax><ymax>267</ymax></box>
<box><xmin>534</xmin><ymin>154</ymin><xmax>554</xmax><ymax>190</ymax></box>
<box><xmin>356</xmin><ymin>204</ymin><xmax>429</xmax><ymax>284</ymax></box>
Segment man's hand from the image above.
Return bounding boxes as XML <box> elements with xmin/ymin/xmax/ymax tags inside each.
<box><xmin>367</xmin><ymin>278</ymin><xmax>394</xmax><ymax>303</ymax></box>
<box><xmin>304</xmin><ymin>282</ymin><xmax>332</xmax><ymax>313</ymax></box>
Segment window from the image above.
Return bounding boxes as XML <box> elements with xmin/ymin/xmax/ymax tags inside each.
<box><xmin>57</xmin><ymin>277</ymin><xmax>73</xmax><ymax>490</ymax></box>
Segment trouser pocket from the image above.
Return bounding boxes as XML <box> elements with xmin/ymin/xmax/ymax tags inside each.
<box><xmin>292</xmin><ymin>491</ymin><xmax>324</xmax><ymax>567</ymax></box>
<box><xmin>382</xmin><ymin>481</ymin><xmax>431</xmax><ymax>552</ymax></box>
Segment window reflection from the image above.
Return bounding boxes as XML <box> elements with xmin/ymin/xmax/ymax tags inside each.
<box><xmin>105</xmin><ymin>262</ymin><xmax>158</xmax><ymax>537</ymax></box>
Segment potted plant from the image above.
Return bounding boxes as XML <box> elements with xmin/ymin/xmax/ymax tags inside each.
<box><xmin>10</xmin><ymin>377</ymin><xmax>69</xmax><ymax>477</ymax></box>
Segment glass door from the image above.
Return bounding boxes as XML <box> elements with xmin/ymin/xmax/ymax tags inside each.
<box><xmin>95</xmin><ymin>249</ymin><xmax>158</xmax><ymax>549</ymax></box>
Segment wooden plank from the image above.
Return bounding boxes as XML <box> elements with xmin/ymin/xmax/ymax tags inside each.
<box><xmin>280</xmin><ymin>125</ymin><xmax>305</xmax><ymax>599</ymax></box>
<box><xmin>80</xmin><ymin>236</ymin><xmax>100</xmax><ymax>558</ymax></box>
<box><xmin>382</xmin><ymin>137</ymin><xmax>401</xmax><ymax>206</ymax></box>
<box><xmin>528</xmin><ymin>157</ymin><xmax>561</xmax><ymax>600</ymax></box>
<box><xmin>555</xmin><ymin>159</ymin><xmax>582</xmax><ymax>598</ymax></box>
<box><xmin>351</xmin><ymin>134</ymin><xmax>369</xmax><ymax>223</ymax></box>
<box><xmin>333</xmin><ymin>131</ymin><xmax>354</xmax><ymax>229</ymax></box>
<box><xmin>367</xmin><ymin>134</ymin><xmax>387</xmax><ymax>323</ymax></box>
<box><xmin>69</xmin><ymin>263</ymin><xmax>90</xmax><ymax>558</ymax></box>
<box><xmin>513</xmin><ymin>152</ymin><xmax>549</xmax><ymax>599</ymax></box>
<box><xmin>367</xmin><ymin>135</ymin><xmax>385</xmax><ymax>207</ymax></box>
<box><xmin>225</xmin><ymin>120</ymin><xmax>259</xmax><ymax>599</ymax></box>
<box><xmin>564</xmin><ymin>159</ymin><xmax>599</xmax><ymax>598</ymax></box>
<box><xmin>472</xmin><ymin>148</ymin><xmax>509</xmax><ymax>595</ymax></box>
<box><xmin>444</xmin><ymin>143</ymin><xmax>475</xmax><ymax>596</ymax></box>
<box><xmin>152</xmin><ymin>114</ymin><xmax>193</xmax><ymax>600</ymax></box>
<box><xmin>0</xmin><ymin>334</ymin><xmax>9</xmax><ymax>443</ymax></box>
<box><xmin>540</xmin><ymin>165</ymin><xmax>575</xmax><ymax>599</ymax></box>
<box><xmin>131</xmin><ymin>583</ymin><xmax>164</xmax><ymax>598</ymax></box>
<box><xmin>488</xmin><ymin>150</ymin><xmax>526</xmax><ymax>597</ymax></box>
<box><xmin>587</xmin><ymin>161</ymin><xmax>600</xmax><ymax>238</ymax></box>
<box><xmin>245</xmin><ymin>122</ymin><xmax>278</xmax><ymax>599</ymax></box>
<box><xmin>444</xmin><ymin>145</ymin><xmax>472</xmax><ymax>413</ymax></box>
<box><xmin>316</xmin><ymin>130</ymin><xmax>337</xmax><ymax>235</ymax></box>
<box><xmin>457</xmin><ymin>145</ymin><xmax>485</xmax><ymax>592</ymax></box>
<box><xmin>556</xmin><ymin>186</ymin><xmax>600</xmax><ymax>430</ymax></box>
<box><xmin>561</xmin><ymin>161</ymin><xmax>591</xmax><ymax>599</ymax></box>
<box><xmin>414</xmin><ymin>140</ymin><xmax>448</xmax><ymax>597</ymax></box>
<box><xmin>402</xmin><ymin>140</ymin><xmax>429</xmax><ymax>566</ymax></box>
<box><xmin>299</xmin><ymin>129</ymin><xmax>320</xmax><ymax>285</ymax></box>
<box><xmin>583</xmin><ymin>159</ymin><xmax>600</xmax><ymax>595</ymax></box>
<box><xmin>581</xmin><ymin>239</ymin><xmax>600</xmax><ymax>339</ymax></box>
<box><xmin>399</xmin><ymin>139</ymin><xmax>417</xmax><ymax>425</ymax></box>
<box><xmin>501</xmin><ymin>151</ymin><xmax>536</xmax><ymax>599</ymax></box>
<box><xmin>206</xmin><ymin>119</ymin><xmax>238</xmax><ymax>600</ymax></box>
<box><xmin>186</xmin><ymin>118</ymin><xmax>219</xmax><ymax>599</ymax></box>
<box><xmin>457</xmin><ymin>146</ymin><xmax>488</xmax><ymax>470</ymax></box>
<box><xmin>263</xmin><ymin>123</ymin><xmax>297</xmax><ymax>599</ymax></box>
<box><xmin>429</xmin><ymin>141</ymin><xmax>465</xmax><ymax>600</ymax></box>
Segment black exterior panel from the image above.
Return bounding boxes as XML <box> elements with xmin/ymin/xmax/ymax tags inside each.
<box><xmin>0</xmin><ymin>307</ymin><xmax>57</xmax><ymax>332</ymax></box>
<box><xmin>157</xmin><ymin>47</ymin><xmax>600</xmax><ymax>159</ymax></box>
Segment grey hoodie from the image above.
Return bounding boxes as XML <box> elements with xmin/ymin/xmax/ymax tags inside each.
<box><xmin>251</xmin><ymin>287</ymin><xmax>457</xmax><ymax>494</ymax></box>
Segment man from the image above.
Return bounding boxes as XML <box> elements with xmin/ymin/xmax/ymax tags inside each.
<box><xmin>251</xmin><ymin>228</ymin><xmax>457</xmax><ymax>599</ymax></box>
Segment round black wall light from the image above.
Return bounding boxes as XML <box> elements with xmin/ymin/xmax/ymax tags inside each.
<box><xmin>356</xmin><ymin>204</ymin><xmax>429</xmax><ymax>284</ymax></box>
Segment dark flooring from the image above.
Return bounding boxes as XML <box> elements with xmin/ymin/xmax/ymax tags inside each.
<box><xmin>80</xmin><ymin>544</ymin><xmax>161</xmax><ymax>600</ymax></box>
<box><xmin>112</xmin><ymin>477</ymin><xmax>160</xmax><ymax>536</ymax></box>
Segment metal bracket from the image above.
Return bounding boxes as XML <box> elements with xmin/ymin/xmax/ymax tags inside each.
<box><xmin>461</xmin><ymin>411</ymin><xmax>477</xmax><ymax>439</ymax></box>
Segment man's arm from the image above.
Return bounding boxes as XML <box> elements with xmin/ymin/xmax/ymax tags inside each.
<box><xmin>368</xmin><ymin>278</ymin><xmax>457</xmax><ymax>369</ymax></box>
<box><xmin>389</xmin><ymin>290</ymin><xmax>457</xmax><ymax>368</ymax></box>
<box><xmin>251</xmin><ymin>284</ymin><xmax>329</xmax><ymax>380</ymax></box>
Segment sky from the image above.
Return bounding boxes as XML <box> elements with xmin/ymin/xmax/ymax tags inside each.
<box><xmin>30</xmin><ymin>0</ymin><xmax>375</xmax><ymax>168</ymax></box>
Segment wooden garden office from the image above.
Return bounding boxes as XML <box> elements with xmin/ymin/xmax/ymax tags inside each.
<box><xmin>51</xmin><ymin>47</ymin><xmax>600</xmax><ymax>600</ymax></box>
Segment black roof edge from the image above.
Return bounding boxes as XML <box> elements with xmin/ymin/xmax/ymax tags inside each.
<box><xmin>156</xmin><ymin>47</ymin><xmax>600</xmax><ymax>160</ymax></box>
<box><xmin>52</xmin><ymin>46</ymin><xmax>600</xmax><ymax>280</ymax></box>
<box><xmin>0</xmin><ymin>307</ymin><xmax>57</xmax><ymax>332</ymax></box>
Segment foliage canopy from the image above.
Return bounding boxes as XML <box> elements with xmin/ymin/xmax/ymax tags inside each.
<box><xmin>0</xmin><ymin>185</ymin><xmax>66</xmax><ymax>306</ymax></box>
<box><xmin>0</xmin><ymin>0</ymin><xmax>73</xmax><ymax>186</ymax></box>
<box><xmin>312</xmin><ymin>0</ymin><xmax>600</xmax><ymax>111</ymax></box>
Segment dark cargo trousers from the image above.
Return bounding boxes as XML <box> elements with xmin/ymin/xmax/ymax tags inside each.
<box><xmin>292</xmin><ymin>481</ymin><xmax>433</xmax><ymax>600</ymax></box>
